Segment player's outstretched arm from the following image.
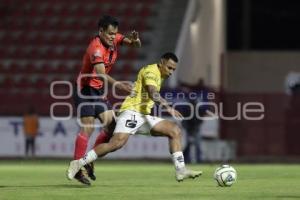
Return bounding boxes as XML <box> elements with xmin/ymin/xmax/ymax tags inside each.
<box><xmin>94</xmin><ymin>63</ymin><xmax>132</xmax><ymax>94</ymax></box>
<box><xmin>122</xmin><ymin>30</ymin><xmax>141</xmax><ymax>48</ymax></box>
<box><xmin>146</xmin><ymin>85</ymin><xmax>183</xmax><ymax>120</ymax></box>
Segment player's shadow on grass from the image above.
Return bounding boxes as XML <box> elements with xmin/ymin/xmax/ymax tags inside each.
<box><xmin>0</xmin><ymin>184</ymin><xmax>90</xmax><ymax>189</ymax></box>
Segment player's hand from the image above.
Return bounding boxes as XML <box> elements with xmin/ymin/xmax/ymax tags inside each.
<box><xmin>116</xmin><ymin>81</ymin><xmax>133</xmax><ymax>94</ymax></box>
<box><xmin>167</xmin><ymin>107</ymin><xmax>184</xmax><ymax>120</ymax></box>
<box><xmin>130</xmin><ymin>30</ymin><xmax>139</xmax><ymax>41</ymax></box>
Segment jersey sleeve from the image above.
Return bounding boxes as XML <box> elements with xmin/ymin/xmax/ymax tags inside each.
<box><xmin>88</xmin><ymin>46</ymin><xmax>104</xmax><ymax>65</ymax></box>
<box><xmin>143</xmin><ymin>70</ymin><xmax>159</xmax><ymax>88</ymax></box>
<box><xmin>115</xmin><ymin>33</ymin><xmax>125</xmax><ymax>46</ymax></box>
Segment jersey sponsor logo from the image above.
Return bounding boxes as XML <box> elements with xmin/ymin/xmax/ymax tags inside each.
<box><xmin>125</xmin><ymin>115</ymin><xmax>137</xmax><ymax>128</ymax></box>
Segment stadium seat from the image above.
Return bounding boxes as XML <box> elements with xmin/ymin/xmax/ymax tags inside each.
<box><xmin>15</xmin><ymin>77</ymin><xmax>33</xmax><ymax>89</ymax></box>
<box><xmin>2</xmin><ymin>77</ymin><xmax>14</xmax><ymax>89</ymax></box>
<box><xmin>0</xmin><ymin>0</ymin><xmax>157</xmax><ymax>115</ymax></box>
<box><xmin>35</xmin><ymin>78</ymin><xmax>50</xmax><ymax>90</ymax></box>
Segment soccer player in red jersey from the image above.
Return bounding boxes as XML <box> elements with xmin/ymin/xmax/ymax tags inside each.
<box><xmin>72</xmin><ymin>15</ymin><xmax>141</xmax><ymax>185</ymax></box>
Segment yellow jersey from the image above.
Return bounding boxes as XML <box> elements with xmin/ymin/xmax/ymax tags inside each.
<box><xmin>120</xmin><ymin>64</ymin><xmax>163</xmax><ymax>114</ymax></box>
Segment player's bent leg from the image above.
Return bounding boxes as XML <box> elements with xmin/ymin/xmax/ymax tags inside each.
<box><xmin>93</xmin><ymin>129</ymin><xmax>112</xmax><ymax>147</ymax></box>
<box><xmin>67</xmin><ymin>133</ymin><xmax>130</xmax><ymax>181</ymax></box>
<box><xmin>98</xmin><ymin>110</ymin><xmax>115</xmax><ymax>127</ymax></box>
<box><xmin>150</xmin><ymin>120</ymin><xmax>182</xmax><ymax>153</ymax></box>
<box><xmin>150</xmin><ymin>120</ymin><xmax>202</xmax><ymax>182</ymax></box>
<box><xmin>84</xmin><ymin>111</ymin><xmax>116</xmax><ymax>181</ymax></box>
<box><xmin>86</xmin><ymin>127</ymin><xmax>114</xmax><ymax>180</ymax></box>
<box><xmin>94</xmin><ymin>133</ymin><xmax>130</xmax><ymax>157</ymax></box>
<box><xmin>93</xmin><ymin>120</ymin><xmax>116</xmax><ymax>148</ymax></box>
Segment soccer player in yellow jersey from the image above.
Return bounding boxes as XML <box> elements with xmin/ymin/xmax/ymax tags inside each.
<box><xmin>67</xmin><ymin>52</ymin><xmax>202</xmax><ymax>182</ymax></box>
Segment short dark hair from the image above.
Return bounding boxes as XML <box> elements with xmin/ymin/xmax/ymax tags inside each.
<box><xmin>161</xmin><ymin>52</ymin><xmax>178</xmax><ymax>63</ymax></box>
<box><xmin>98</xmin><ymin>15</ymin><xmax>119</xmax><ymax>31</ymax></box>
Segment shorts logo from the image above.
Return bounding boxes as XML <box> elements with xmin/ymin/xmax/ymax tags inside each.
<box><xmin>125</xmin><ymin>115</ymin><xmax>137</xmax><ymax>128</ymax></box>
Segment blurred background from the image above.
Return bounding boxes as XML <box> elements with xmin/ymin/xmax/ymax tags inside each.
<box><xmin>0</xmin><ymin>0</ymin><xmax>300</xmax><ymax>162</ymax></box>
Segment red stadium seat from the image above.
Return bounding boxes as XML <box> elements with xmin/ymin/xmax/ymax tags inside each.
<box><xmin>0</xmin><ymin>65</ymin><xmax>6</xmax><ymax>74</ymax></box>
<box><xmin>38</xmin><ymin>64</ymin><xmax>52</xmax><ymax>74</ymax></box>
<box><xmin>23</xmin><ymin>62</ymin><xmax>36</xmax><ymax>74</ymax></box>
<box><xmin>2</xmin><ymin>77</ymin><xmax>14</xmax><ymax>89</ymax></box>
<box><xmin>15</xmin><ymin>77</ymin><xmax>33</xmax><ymax>89</ymax></box>
<box><xmin>55</xmin><ymin>64</ymin><xmax>73</xmax><ymax>73</ymax></box>
<box><xmin>125</xmin><ymin>49</ymin><xmax>137</xmax><ymax>60</ymax></box>
<box><xmin>124</xmin><ymin>7</ymin><xmax>136</xmax><ymax>17</ymax></box>
<box><xmin>35</xmin><ymin>78</ymin><xmax>50</xmax><ymax>90</ymax></box>
<box><xmin>8</xmin><ymin>62</ymin><xmax>19</xmax><ymax>73</ymax></box>
<box><xmin>0</xmin><ymin>0</ymin><xmax>157</xmax><ymax>115</ymax></box>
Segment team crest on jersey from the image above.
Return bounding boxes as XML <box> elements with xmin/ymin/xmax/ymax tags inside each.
<box><xmin>94</xmin><ymin>50</ymin><xmax>102</xmax><ymax>57</ymax></box>
<box><xmin>92</xmin><ymin>50</ymin><xmax>102</xmax><ymax>61</ymax></box>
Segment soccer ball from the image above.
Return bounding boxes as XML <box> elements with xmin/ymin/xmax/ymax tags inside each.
<box><xmin>214</xmin><ymin>165</ymin><xmax>237</xmax><ymax>187</ymax></box>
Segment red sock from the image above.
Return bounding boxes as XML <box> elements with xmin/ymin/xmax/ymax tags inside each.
<box><xmin>93</xmin><ymin>130</ymin><xmax>111</xmax><ymax>148</ymax></box>
<box><xmin>74</xmin><ymin>132</ymin><xmax>88</xmax><ymax>160</ymax></box>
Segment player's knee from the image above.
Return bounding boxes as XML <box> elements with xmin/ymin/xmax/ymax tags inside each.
<box><xmin>81</xmin><ymin>127</ymin><xmax>94</xmax><ymax>135</ymax></box>
<box><xmin>170</xmin><ymin>124</ymin><xmax>181</xmax><ymax>139</ymax></box>
<box><xmin>80</xmin><ymin>117</ymin><xmax>95</xmax><ymax>135</ymax></box>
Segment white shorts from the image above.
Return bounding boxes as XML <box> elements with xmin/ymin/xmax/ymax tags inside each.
<box><xmin>113</xmin><ymin>110</ymin><xmax>165</xmax><ymax>135</ymax></box>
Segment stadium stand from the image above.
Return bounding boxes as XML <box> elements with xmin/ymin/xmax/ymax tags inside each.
<box><xmin>0</xmin><ymin>0</ymin><xmax>187</xmax><ymax>116</ymax></box>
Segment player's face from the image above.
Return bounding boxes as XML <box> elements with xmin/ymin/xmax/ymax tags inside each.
<box><xmin>99</xmin><ymin>25</ymin><xmax>118</xmax><ymax>47</ymax></box>
<box><xmin>160</xmin><ymin>59</ymin><xmax>177</xmax><ymax>78</ymax></box>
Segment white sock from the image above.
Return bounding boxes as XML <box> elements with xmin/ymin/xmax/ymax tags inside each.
<box><xmin>79</xmin><ymin>149</ymin><xmax>98</xmax><ymax>166</ymax></box>
<box><xmin>172</xmin><ymin>151</ymin><xmax>185</xmax><ymax>171</ymax></box>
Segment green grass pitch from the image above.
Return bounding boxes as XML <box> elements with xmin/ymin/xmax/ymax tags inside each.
<box><xmin>0</xmin><ymin>160</ymin><xmax>300</xmax><ymax>200</ymax></box>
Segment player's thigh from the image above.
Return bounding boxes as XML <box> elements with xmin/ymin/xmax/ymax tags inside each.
<box><xmin>135</xmin><ymin>115</ymin><xmax>163</xmax><ymax>135</ymax></box>
<box><xmin>103</xmin><ymin>118</ymin><xmax>116</xmax><ymax>136</ymax></box>
<box><xmin>150</xmin><ymin>119</ymin><xmax>180</xmax><ymax>137</ymax></box>
<box><xmin>98</xmin><ymin>110</ymin><xmax>115</xmax><ymax>127</ymax></box>
<box><xmin>109</xmin><ymin>132</ymin><xmax>131</xmax><ymax>149</ymax></box>
<box><xmin>98</xmin><ymin>110</ymin><xmax>116</xmax><ymax>137</ymax></box>
<box><xmin>81</xmin><ymin>116</ymin><xmax>95</xmax><ymax>124</ymax></box>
